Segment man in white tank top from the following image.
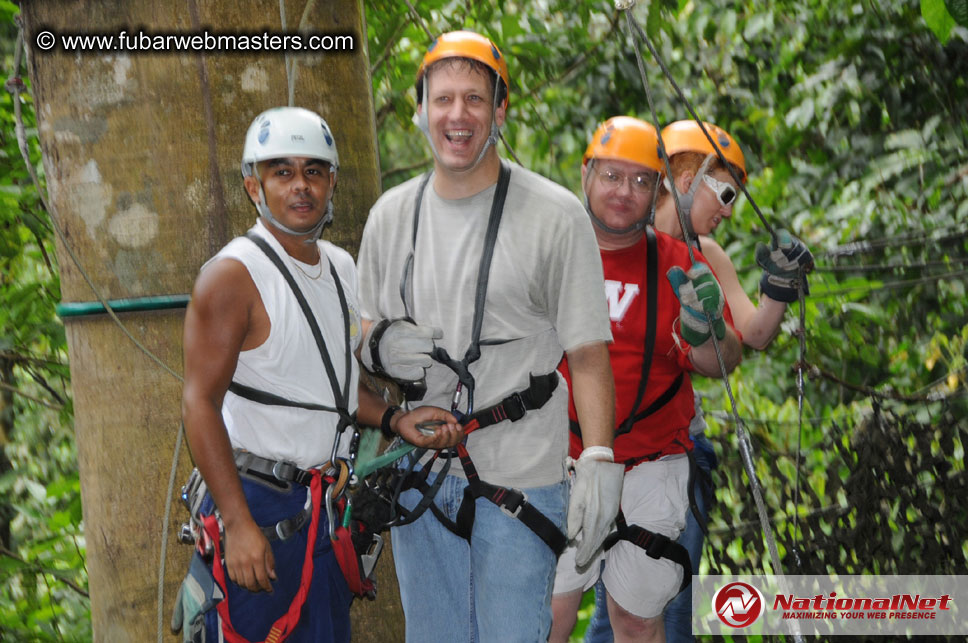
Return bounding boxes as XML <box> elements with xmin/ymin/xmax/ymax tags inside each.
<box><xmin>178</xmin><ymin>107</ymin><xmax>462</xmax><ymax>643</ymax></box>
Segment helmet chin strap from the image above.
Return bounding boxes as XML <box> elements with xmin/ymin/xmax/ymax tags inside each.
<box><xmin>667</xmin><ymin>154</ymin><xmax>715</xmax><ymax>242</ymax></box>
<box><xmin>581</xmin><ymin>160</ymin><xmax>652</xmax><ymax>235</ymax></box>
<box><xmin>251</xmin><ymin>170</ymin><xmax>335</xmax><ymax>244</ymax></box>
<box><xmin>413</xmin><ymin>70</ymin><xmax>502</xmax><ymax>173</ymax></box>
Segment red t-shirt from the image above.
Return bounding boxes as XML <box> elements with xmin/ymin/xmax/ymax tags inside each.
<box><xmin>560</xmin><ymin>230</ymin><xmax>737</xmax><ymax>463</ymax></box>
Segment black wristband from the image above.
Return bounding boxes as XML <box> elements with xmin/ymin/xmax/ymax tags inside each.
<box><xmin>366</xmin><ymin>319</ymin><xmax>394</xmax><ymax>376</ymax></box>
<box><xmin>380</xmin><ymin>405</ymin><xmax>401</xmax><ymax>440</ymax></box>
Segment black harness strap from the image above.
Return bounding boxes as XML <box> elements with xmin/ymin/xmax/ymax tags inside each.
<box><xmin>453</xmin><ymin>444</ymin><xmax>567</xmax><ymax>557</ymax></box>
<box><xmin>406</xmin><ymin>162</ymin><xmax>512</xmax><ymax>415</ymax></box>
<box><xmin>464</xmin><ymin>372</ymin><xmax>558</xmax><ymax>431</ymax></box>
<box><xmin>392</xmin><ymin>164</ymin><xmax>566</xmax><ymax>555</ymax></box>
<box><xmin>376</xmin><ymin>373</ymin><xmax>563</xmax><ymax>549</ymax></box>
<box><xmin>603</xmin><ymin>510</ymin><xmax>692</xmax><ymax>594</ymax></box>
<box><xmin>228</xmin><ymin>381</ymin><xmax>340</xmax><ymax>415</ymax></box>
<box><xmin>617</xmin><ymin>225</ymin><xmax>659</xmax><ymax>436</ymax></box>
<box><xmin>569</xmin><ymin>372</ymin><xmax>683</xmax><ymax>443</ymax></box>
<box><xmin>383</xmin><ymin>451</ymin><xmax>453</xmax><ymax>529</ymax></box>
<box><xmin>678</xmin><ymin>439</ymin><xmax>709</xmax><ymax>536</ymax></box>
<box><xmin>231</xmin><ymin>232</ymin><xmax>355</xmax><ymax>432</ymax></box>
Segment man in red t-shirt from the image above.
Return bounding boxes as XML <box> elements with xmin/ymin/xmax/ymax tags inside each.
<box><xmin>550</xmin><ymin>117</ymin><xmax>743</xmax><ymax>643</ymax></box>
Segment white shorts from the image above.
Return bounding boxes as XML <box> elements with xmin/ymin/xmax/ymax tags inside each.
<box><xmin>553</xmin><ymin>454</ymin><xmax>690</xmax><ymax>618</ymax></box>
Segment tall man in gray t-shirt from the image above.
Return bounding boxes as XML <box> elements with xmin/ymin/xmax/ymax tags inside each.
<box><xmin>356</xmin><ymin>31</ymin><xmax>624</xmax><ymax>640</ymax></box>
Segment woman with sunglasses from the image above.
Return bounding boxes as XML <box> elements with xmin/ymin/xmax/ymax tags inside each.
<box><xmin>654</xmin><ymin>120</ymin><xmax>811</xmax><ymax>350</ymax></box>
<box><xmin>649</xmin><ymin>119</ymin><xmax>813</xmax><ymax>643</ymax></box>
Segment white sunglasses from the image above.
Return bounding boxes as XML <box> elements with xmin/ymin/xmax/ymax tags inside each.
<box><xmin>701</xmin><ymin>174</ymin><xmax>738</xmax><ymax>207</ymax></box>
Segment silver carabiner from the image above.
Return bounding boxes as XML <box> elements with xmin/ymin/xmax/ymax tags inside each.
<box><xmin>325</xmin><ymin>483</ymin><xmax>337</xmax><ymax>538</ymax></box>
<box><xmin>451</xmin><ymin>382</ymin><xmax>463</xmax><ymax>414</ymax></box>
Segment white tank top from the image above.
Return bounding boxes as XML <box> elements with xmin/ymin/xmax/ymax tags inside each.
<box><xmin>202</xmin><ymin>220</ymin><xmax>361</xmax><ymax>468</ymax></box>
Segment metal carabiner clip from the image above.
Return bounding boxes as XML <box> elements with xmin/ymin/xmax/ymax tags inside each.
<box><xmin>325</xmin><ymin>483</ymin><xmax>338</xmax><ymax>539</ymax></box>
<box><xmin>451</xmin><ymin>382</ymin><xmax>463</xmax><ymax>414</ymax></box>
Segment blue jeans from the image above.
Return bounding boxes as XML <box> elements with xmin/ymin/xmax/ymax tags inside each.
<box><xmin>392</xmin><ymin>469</ymin><xmax>568</xmax><ymax>642</ymax></box>
<box><xmin>584</xmin><ymin>435</ymin><xmax>716</xmax><ymax>643</ymax></box>
<box><xmin>200</xmin><ymin>476</ymin><xmax>352</xmax><ymax>643</ymax></box>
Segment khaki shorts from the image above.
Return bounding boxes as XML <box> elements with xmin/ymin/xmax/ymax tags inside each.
<box><xmin>553</xmin><ymin>454</ymin><xmax>689</xmax><ymax>618</ymax></box>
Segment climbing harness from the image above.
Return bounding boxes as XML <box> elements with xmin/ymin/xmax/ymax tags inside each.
<box><xmin>378</xmin><ymin>160</ymin><xmax>568</xmax><ymax>554</ymax></box>
<box><xmin>602</xmin><ymin>510</ymin><xmax>692</xmax><ymax>595</ymax></box>
<box><xmin>175</xmin><ymin>230</ymin><xmax>382</xmax><ymax>643</ymax></box>
<box><xmin>401</xmin><ymin>161</ymin><xmax>511</xmax><ymax>418</ymax></box>
<box><xmin>202</xmin><ymin>469</ymin><xmax>324</xmax><ymax>643</ymax></box>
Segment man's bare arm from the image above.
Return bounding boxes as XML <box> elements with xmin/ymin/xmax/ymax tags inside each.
<box><xmin>566</xmin><ymin>341</ymin><xmax>615</xmax><ymax>449</ymax></box>
<box><xmin>182</xmin><ymin>258</ymin><xmax>276</xmax><ymax>593</ymax></box>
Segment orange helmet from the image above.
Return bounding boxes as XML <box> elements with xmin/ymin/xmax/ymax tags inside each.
<box><xmin>583</xmin><ymin>116</ymin><xmax>663</xmax><ymax>173</ymax></box>
<box><xmin>417</xmin><ymin>31</ymin><xmax>510</xmax><ymax>108</ymax></box>
<box><xmin>660</xmin><ymin>120</ymin><xmax>746</xmax><ymax>182</ymax></box>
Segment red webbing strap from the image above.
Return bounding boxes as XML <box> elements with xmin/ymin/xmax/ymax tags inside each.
<box><xmin>330</xmin><ymin>523</ymin><xmax>363</xmax><ymax>595</ymax></box>
<box><xmin>203</xmin><ymin>469</ymin><xmax>323</xmax><ymax>643</ymax></box>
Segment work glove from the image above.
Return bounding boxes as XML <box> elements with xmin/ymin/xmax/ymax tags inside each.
<box><xmin>755</xmin><ymin>229</ymin><xmax>814</xmax><ymax>302</ymax></box>
<box><xmin>667</xmin><ymin>263</ymin><xmax>726</xmax><ymax>346</ymax></box>
<box><xmin>361</xmin><ymin>317</ymin><xmax>442</xmax><ymax>381</ymax></box>
<box><xmin>567</xmin><ymin>446</ymin><xmax>625</xmax><ymax>567</ymax></box>
<box><xmin>171</xmin><ymin>553</ymin><xmax>223</xmax><ymax>643</ymax></box>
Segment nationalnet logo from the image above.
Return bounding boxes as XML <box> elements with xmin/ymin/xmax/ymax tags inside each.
<box><xmin>772</xmin><ymin>591</ymin><xmax>952</xmax><ymax>621</ymax></box>
<box><xmin>713</xmin><ymin>581</ymin><xmax>766</xmax><ymax>628</ymax></box>
<box><xmin>696</xmin><ymin>576</ymin><xmax>965</xmax><ymax>636</ymax></box>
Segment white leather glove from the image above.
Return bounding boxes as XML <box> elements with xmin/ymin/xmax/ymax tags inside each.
<box><xmin>361</xmin><ymin>318</ymin><xmax>442</xmax><ymax>381</ymax></box>
<box><xmin>567</xmin><ymin>446</ymin><xmax>625</xmax><ymax>567</ymax></box>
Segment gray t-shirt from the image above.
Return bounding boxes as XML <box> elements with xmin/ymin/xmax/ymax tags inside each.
<box><xmin>358</xmin><ymin>163</ymin><xmax>611</xmax><ymax>487</ymax></box>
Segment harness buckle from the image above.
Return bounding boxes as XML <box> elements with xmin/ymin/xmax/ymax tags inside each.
<box><xmin>271</xmin><ymin>460</ymin><xmax>296</xmax><ymax>482</ymax></box>
<box><xmin>504</xmin><ymin>392</ymin><xmax>527</xmax><ymax>422</ymax></box>
<box><xmin>498</xmin><ymin>488</ymin><xmax>527</xmax><ymax>519</ymax></box>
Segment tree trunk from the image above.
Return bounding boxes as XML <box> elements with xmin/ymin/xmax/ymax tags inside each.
<box><xmin>20</xmin><ymin>1</ymin><xmax>402</xmax><ymax>640</ymax></box>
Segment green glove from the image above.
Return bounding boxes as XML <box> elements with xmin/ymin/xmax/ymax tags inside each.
<box><xmin>667</xmin><ymin>262</ymin><xmax>726</xmax><ymax>346</ymax></box>
<box><xmin>755</xmin><ymin>229</ymin><xmax>814</xmax><ymax>302</ymax></box>
<box><xmin>171</xmin><ymin>553</ymin><xmax>223</xmax><ymax>643</ymax></box>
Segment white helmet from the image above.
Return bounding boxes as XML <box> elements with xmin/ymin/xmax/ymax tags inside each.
<box><xmin>241</xmin><ymin>107</ymin><xmax>339</xmax><ymax>240</ymax></box>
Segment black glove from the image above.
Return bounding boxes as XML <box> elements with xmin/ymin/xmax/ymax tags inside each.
<box><xmin>755</xmin><ymin>230</ymin><xmax>814</xmax><ymax>302</ymax></box>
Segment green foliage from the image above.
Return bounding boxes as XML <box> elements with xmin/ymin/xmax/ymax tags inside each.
<box><xmin>2</xmin><ymin>0</ymin><xmax>966</xmax><ymax>639</ymax></box>
<box><xmin>367</xmin><ymin>0</ymin><xmax>967</xmax><ymax>638</ymax></box>
<box><xmin>922</xmin><ymin>0</ymin><xmax>968</xmax><ymax>43</ymax></box>
<box><xmin>0</xmin><ymin>7</ymin><xmax>90</xmax><ymax>641</ymax></box>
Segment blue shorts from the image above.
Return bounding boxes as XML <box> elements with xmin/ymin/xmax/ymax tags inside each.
<box><xmin>201</xmin><ymin>476</ymin><xmax>352</xmax><ymax>643</ymax></box>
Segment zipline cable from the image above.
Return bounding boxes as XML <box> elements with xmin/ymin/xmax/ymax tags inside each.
<box><xmin>617</xmin><ymin>4</ymin><xmax>803</xmax><ymax>639</ymax></box>
<box><xmin>621</xmin><ymin>4</ymin><xmax>777</xmax><ymax>241</ymax></box>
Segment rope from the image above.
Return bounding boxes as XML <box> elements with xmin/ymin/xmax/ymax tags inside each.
<box><xmin>621</xmin><ymin>7</ymin><xmax>776</xmax><ymax>240</ymax></box>
<box><xmin>791</xmin><ymin>286</ymin><xmax>807</xmax><ymax>568</ymax></box>
<box><xmin>816</xmin><ymin>256</ymin><xmax>968</xmax><ymax>272</ymax></box>
<box><xmin>823</xmin><ymin>226</ymin><xmax>967</xmax><ymax>257</ymax></box>
<box><xmin>7</xmin><ymin>23</ymin><xmax>192</xmax><ymax>643</ymax></box>
<box><xmin>812</xmin><ymin>268</ymin><xmax>968</xmax><ymax>298</ymax></box>
<box><xmin>280</xmin><ymin>0</ymin><xmax>293</xmax><ymax>105</ymax></box>
<box><xmin>617</xmin><ymin>6</ymin><xmax>801</xmax><ymax>640</ymax></box>
<box><xmin>280</xmin><ymin>1</ymin><xmax>317</xmax><ymax>106</ymax></box>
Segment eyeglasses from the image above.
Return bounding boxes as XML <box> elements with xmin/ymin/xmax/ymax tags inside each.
<box><xmin>701</xmin><ymin>174</ymin><xmax>738</xmax><ymax>207</ymax></box>
<box><xmin>597</xmin><ymin>167</ymin><xmax>656</xmax><ymax>195</ymax></box>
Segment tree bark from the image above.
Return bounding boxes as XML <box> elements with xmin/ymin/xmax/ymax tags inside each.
<box><xmin>20</xmin><ymin>1</ymin><xmax>401</xmax><ymax>639</ymax></box>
